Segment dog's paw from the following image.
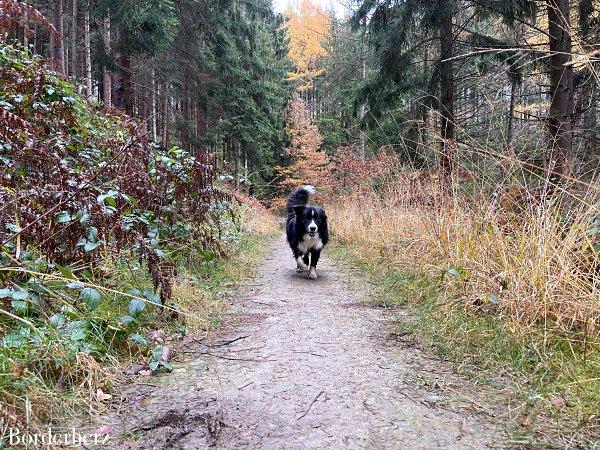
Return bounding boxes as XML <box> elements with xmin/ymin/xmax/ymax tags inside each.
<box><xmin>296</xmin><ymin>259</ymin><xmax>309</xmax><ymax>272</ymax></box>
<box><xmin>308</xmin><ymin>267</ymin><xmax>317</xmax><ymax>279</ymax></box>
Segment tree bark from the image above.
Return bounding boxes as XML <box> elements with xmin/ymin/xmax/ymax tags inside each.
<box><xmin>22</xmin><ymin>8</ymin><xmax>28</xmax><ymax>47</ymax></box>
<box><xmin>234</xmin><ymin>139</ymin><xmax>240</xmax><ymax>190</ymax></box>
<box><xmin>505</xmin><ymin>23</ymin><xmax>523</xmax><ymax>163</ymax></box>
<box><xmin>507</xmin><ymin>79</ymin><xmax>516</xmax><ymax>151</ymax></box>
<box><xmin>180</xmin><ymin>73</ymin><xmax>190</xmax><ymax>149</ymax></box>
<box><xmin>546</xmin><ymin>0</ymin><xmax>574</xmax><ymax>186</ymax></box>
<box><xmin>102</xmin><ymin>16</ymin><xmax>112</xmax><ymax>107</ymax></box>
<box><xmin>113</xmin><ymin>27</ymin><xmax>133</xmax><ymax>115</ymax></box>
<box><xmin>161</xmin><ymin>84</ymin><xmax>170</xmax><ymax>148</ymax></box>
<box><xmin>83</xmin><ymin>9</ymin><xmax>92</xmax><ymax>100</ymax></box>
<box><xmin>51</xmin><ymin>0</ymin><xmax>65</xmax><ymax>74</ymax></box>
<box><xmin>70</xmin><ymin>0</ymin><xmax>77</xmax><ymax>77</ymax></box>
<box><xmin>121</xmin><ymin>54</ymin><xmax>133</xmax><ymax>115</ymax></box>
<box><xmin>196</xmin><ymin>103</ymin><xmax>207</xmax><ymax>146</ymax></box>
<box><xmin>438</xmin><ymin>1</ymin><xmax>455</xmax><ymax>187</ymax></box>
<box><xmin>358</xmin><ymin>24</ymin><xmax>366</xmax><ymax>158</ymax></box>
<box><xmin>586</xmin><ymin>88</ymin><xmax>596</xmax><ymax>154</ymax></box>
<box><xmin>151</xmin><ymin>65</ymin><xmax>157</xmax><ymax>142</ymax></box>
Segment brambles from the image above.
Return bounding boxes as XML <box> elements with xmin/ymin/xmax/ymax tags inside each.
<box><xmin>0</xmin><ymin>42</ymin><xmax>232</xmax><ymax>430</ymax></box>
<box><xmin>0</xmin><ymin>0</ymin><xmax>61</xmax><ymax>40</ymax></box>
<box><xmin>0</xmin><ymin>44</ymin><xmax>222</xmax><ymax>298</ymax></box>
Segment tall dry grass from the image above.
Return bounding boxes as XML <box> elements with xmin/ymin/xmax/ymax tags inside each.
<box><xmin>328</xmin><ymin>173</ymin><xmax>600</xmax><ymax>345</ymax></box>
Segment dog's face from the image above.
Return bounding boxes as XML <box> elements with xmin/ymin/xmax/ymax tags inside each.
<box><xmin>295</xmin><ymin>206</ymin><xmax>325</xmax><ymax>237</ymax></box>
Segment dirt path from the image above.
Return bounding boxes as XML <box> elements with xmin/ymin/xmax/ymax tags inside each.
<box><xmin>102</xmin><ymin>237</ymin><xmax>504</xmax><ymax>449</ymax></box>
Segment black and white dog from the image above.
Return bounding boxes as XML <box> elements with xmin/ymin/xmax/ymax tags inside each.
<box><xmin>286</xmin><ymin>185</ymin><xmax>329</xmax><ymax>279</ymax></box>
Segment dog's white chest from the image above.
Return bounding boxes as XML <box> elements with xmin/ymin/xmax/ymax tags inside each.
<box><xmin>299</xmin><ymin>233</ymin><xmax>323</xmax><ymax>254</ymax></box>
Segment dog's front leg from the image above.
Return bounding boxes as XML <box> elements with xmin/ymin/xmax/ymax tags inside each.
<box><xmin>303</xmin><ymin>253</ymin><xmax>310</xmax><ymax>268</ymax></box>
<box><xmin>308</xmin><ymin>249</ymin><xmax>321</xmax><ymax>279</ymax></box>
<box><xmin>296</xmin><ymin>254</ymin><xmax>309</xmax><ymax>272</ymax></box>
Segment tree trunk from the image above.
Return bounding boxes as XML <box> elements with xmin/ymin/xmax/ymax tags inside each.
<box><xmin>22</xmin><ymin>8</ymin><xmax>28</xmax><ymax>47</ymax></box>
<box><xmin>51</xmin><ymin>0</ymin><xmax>65</xmax><ymax>74</ymax></box>
<box><xmin>585</xmin><ymin>87</ymin><xmax>596</xmax><ymax>154</ymax></box>
<box><xmin>244</xmin><ymin>146</ymin><xmax>248</xmax><ymax>185</ymax></box>
<box><xmin>70</xmin><ymin>0</ymin><xmax>77</xmax><ymax>77</ymax></box>
<box><xmin>113</xmin><ymin>27</ymin><xmax>133</xmax><ymax>115</ymax></box>
<box><xmin>121</xmin><ymin>55</ymin><xmax>133</xmax><ymax>115</ymax></box>
<box><xmin>234</xmin><ymin>139</ymin><xmax>240</xmax><ymax>190</ymax></box>
<box><xmin>438</xmin><ymin>1</ymin><xmax>455</xmax><ymax>187</ymax></box>
<box><xmin>102</xmin><ymin>16</ymin><xmax>112</xmax><ymax>107</ymax></box>
<box><xmin>83</xmin><ymin>9</ymin><xmax>92</xmax><ymax>100</ymax></box>
<box><xmin>500</xmin><ymin>77</ymin><xmax>518</xmax><ymax>177</ymax></box>
<box><xmin>196</xmin><ymin>103</ymin><xmax>207</xmax><ymax>146</ymax></box>
<box><xmin>505</xmin><ymin>23</ymin><xmax>523</xmax><ymax>163</ymax></box>
<box><xmin>358</xmin><ymin>25</ymin><xmax>366</xmax><ymax>158</ymax></box>
<box><xmin>161</xmin><ymin>85</ymin><xmax>170</xmax><ymax>148</ymax></box>
<box><xmin>546</xmin><ymin>0</ymin><xmax>574</xmax><ymax>186</ymax></box>
<box><xmin>506</xmin><ymin>79</ymin><xmax>516</xmax><ymax>153</ymax></box>
<box><xmin>151</xmin><ymin>66</ymin><xmax>157</xmax><ymax>142</ymax></box>
<box><xmin>180</xmin><ymin>73</ymin><xmax>190</xmax><ymax>149</ymax></box>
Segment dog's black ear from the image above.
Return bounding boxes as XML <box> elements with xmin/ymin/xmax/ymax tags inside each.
<box><xmin>294</xmin><ymin>205</ymin><xmax>304</xmax><ymax>216</ymax></box>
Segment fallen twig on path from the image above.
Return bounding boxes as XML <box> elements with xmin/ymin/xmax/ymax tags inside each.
<box><xmin>200</xmin><ymin>352</ymin><xmax>271</xmax><ymax>363</ymax></box>
<box><xmin>291</xmin><ymin>350</ymin><xmax>325</xmax><ymax>357</ymax></box>
<box><xmin>297</xmin><ymin>390</ymin><xmax>325</xmax><ymax>421</ymax></box>
<box><xmin>205</xmin><ymin>335</ymin><xmax>250</xmax><ymax>348</ymax></box>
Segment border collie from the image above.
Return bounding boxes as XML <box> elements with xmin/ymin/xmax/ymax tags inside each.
<box><xmin>286</xmin><ymin>185</ymin><xmax>329</xmax><ymax>279</ymax></box>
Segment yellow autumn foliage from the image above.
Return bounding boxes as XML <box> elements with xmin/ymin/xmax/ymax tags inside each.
<box><xmin>284</xmin><ymin>0</ymin><xmax>331</xmax><ymax>86</ymax></box>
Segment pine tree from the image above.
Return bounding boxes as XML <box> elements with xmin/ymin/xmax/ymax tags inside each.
<box><xmin>92</xmin><ymin>0</ymin><xmax>177</xmax><ymax>114</ymax></box>
<box><xmin>546</xmin><ymin>0</ymin><xmax>574</xmax><ymax>187</ymax></box>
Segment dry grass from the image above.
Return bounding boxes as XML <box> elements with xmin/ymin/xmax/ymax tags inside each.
<box><xmin>329</xmin><ymin>177</ymin><xmax>600</xmax><ymax>341</ymax></box>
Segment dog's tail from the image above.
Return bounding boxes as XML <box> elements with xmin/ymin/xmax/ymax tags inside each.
<box><xmin>286</xmin><ymin>185</ymin><xmax>315</xmax><ymax>215</ymax></box>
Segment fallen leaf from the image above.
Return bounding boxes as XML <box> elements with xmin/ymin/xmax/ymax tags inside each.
<box><xmin>520</xmin><ymin>416</ymin><xmax>533</xmax><ymax>427</ymax></box>
<box><xmin>549</xmin><ymin>395</ymin><xmax>566</xmax><ymax>408</ymax></box>
<box><xmin>96</xmin><ymin>389</ymin><xmax>112</xmax><ymax>402</ymax></box>
<box><xmin>146</xmin><ymin>329</ymin><xmax>166</xmax><ymax>343</ymax></box>
<box><xmin>93</xmin><ymin>426</ymin><xmax>112</xmax><ymax>436</ymax></box>
<box><xmin>161</xmin><ymin>345</ymin><xmax>172</xmax><ymax>363</ymax></box>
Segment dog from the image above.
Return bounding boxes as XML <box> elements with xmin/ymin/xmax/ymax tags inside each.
<box><xmin>286</xmin><ymin>185</ymin><xmax>329</xmax><ymax>279</ymax></box>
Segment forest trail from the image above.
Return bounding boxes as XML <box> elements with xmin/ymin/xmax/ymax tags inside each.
<box><xmin>103</xmin><ymin>236</ymin><xmax>503</xmax><ymax>449</ymax></box>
